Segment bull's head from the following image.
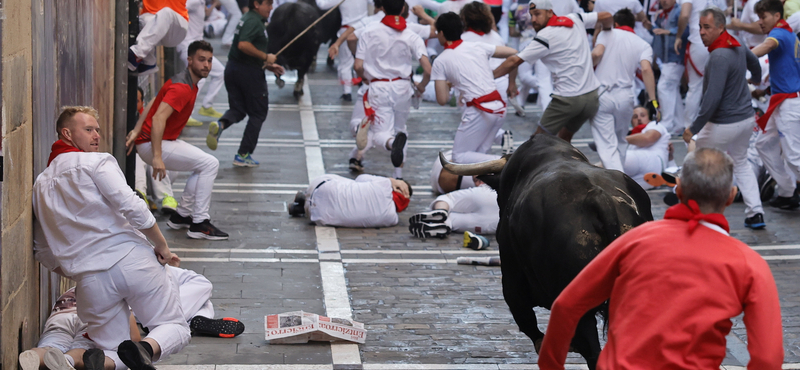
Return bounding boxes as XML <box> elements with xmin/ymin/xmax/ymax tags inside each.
<box><xmin>439</xmin><ymin>152</ymin><xmax>510</xmax><ymax>190</ymax></box>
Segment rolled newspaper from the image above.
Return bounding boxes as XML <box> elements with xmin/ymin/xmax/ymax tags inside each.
<box><xmin>456</xmin><ymin>256</ymin><xmax>501</xmax><ymax>266</ymax></box>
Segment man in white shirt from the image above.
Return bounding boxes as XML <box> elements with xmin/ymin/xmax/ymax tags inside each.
<box><xmin>729</xmin><ymin>0</ymin><xmax>768</xmax><ymax>48</ymax></box>
<box><xmin>533</xmin><ymin>0</ymin><xmax>582</xmax><ymax>110</ymax></box>
<box><xmin>593</xmin><ymin>0</ymin><xmax>651</xmax><ymax>40</ymax></box>
<box><xmin>494</xmin><ymin>0</ymin><xmax>613</xmax><ymax>143</ymax></box>
<box><xmin>178</xmin><ymin>0</ymin><xmax>226</xmax><ymax>120</ymax></box>
<box><xmin>33</xmin><ymin>106</ymin><xmax>190</xmax><ymax>370</ymax></box>
<box><xmin>354</xmin><ymin>0</ymin><xmax>431</xmax><ymax>179</ymax></box>
<box><xmin>289</xmin><ymin>174</ymin><xmax>413</xmax><ymax>228</ymax></box>
<box><xmin>590</xmin><ymin>8</ymin><xmax>657</xmax><ymax>171</ymax></box>
<box><xmin>460</xmin><ymin>2</ymin><xmax>513</xmax><ymax>105</ymax></box>
<box><xmin>317</xmin><ymin>0</ymin><xmax>371</xmax><ymax>100</ymax></box>
<box><xmin>432</xmin><ymin>12</ymin><xmax>518</xmax><ymax>164</ymax></box>
<box><xmin>624</xmin><ymin>106</ymin><xmax>672</xmax><ymax>188</ymax></box>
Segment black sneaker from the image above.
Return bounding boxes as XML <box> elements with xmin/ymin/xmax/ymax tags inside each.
<box><xmin>769</xmin><ymin>194</ymin><xmax>800</xmax><ymax>209</ymax></box>
<box><xmin>341</xmin><ymin>93</ymin><xmax>352</xmax><ymax>102</ymax></box>
<box><xmin>409</xmin><ymin>222</ymin><xmax>451</xmax><ymax>239</ymax></box>
<box><xmin>661</xmin><ymin>171</ymin><xmax>678</xmax><ymax>185</ymax></box>
<box><xmin>744</xmin><ymin>213</ymin><xmax>766</xmax><ymax>230</ymax></box>
<box><xmin>187</xmin><ymin>220</ymin><xmax>229</xmax><ymax>240</ymax></box>
<box><xmin>82</xmin><ymin>348</ymin><xmax>106</xmax><ymax>370</ymax></box>
<box><xmin>391</xmin><ymin>132</ymin><xmax>407</xmax><ymax>167</ymax></box>
<box><xmin>289</xmin><ymin>192</ymin><xmax>306</xmax><ymax>217</ymax></box>
<box><xmin>588</xmin><ymin>141</ymin><xmax>597</xmax><ymax>152</ymax></box>
<box><xmin>167</xmin><ymin>213</ymin><xmax>192</xmax><ymax>229</ymax></box>
<box><xmin>349</xmin><ymin>158</ymin><xmax>364</xmax><ymax>172</ymax></box>
<box><xmin>117</xmin><ymin>340</ymin><xmax>155</xmax><ymax>370</ymax></box>
<box><xmin>409</xmin><ymin>209</ymin><xmax>448</xmax><ymax>224</ymax></box>
<box><xmin>760</xmin><ymin>175</ymin><xmax>777</xmax><ymax>202</ymax></box>
<box><xmin>190</xmin><ymin>316</ymin><xmax>245</xmax><ymax>338</ymax></box>
<box><xmin>663</xmin><ymin>192</ymin><xmax>679</xmax><ymax>206</ymax></box>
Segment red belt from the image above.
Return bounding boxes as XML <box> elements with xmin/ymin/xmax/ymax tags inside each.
<box><xmin>466</xmin><ymin>90</ymin><xmax>506</xmax><ymax>115</ymax></box>
<box><xmin>685</xmin><ymin>42</ymin><xmax>703</xmax><ymax>77</ymax></box>
<box><xmin>370</xmin><ymin>77</ymin><xmax>404</xmax><ymax>83</ymax></box>
<box><xmin>756</xmin><ymin>91</ymin><xmax>800</xmax><ymax>131</ymax></box>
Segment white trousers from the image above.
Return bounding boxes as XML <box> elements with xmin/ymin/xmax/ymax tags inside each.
<box><xmin>218</xmin><ymin>0</ymin><xmax>243</xmax><ymax>46</ymax></box>
<box><xmin>452</xmin><ymin>104</ymin><xmax>506</xmax><ymax>164</ymax></box>
<box><xmin>695</xmin><ymin>117</ymin><xmax>764</xmax><ymax>217</ymax></box>
<box><xmin>37</xmin><ymin>312</ymin><xmax>93</xmax><ymax>353</ymax></box>
<box><xmin>658</xmin><ymin>62</ymin><xmax>685</xmax><ymax>134</ymax></box>
<box><xmin>76</xmin><ymin>246</ymin><xmax>190</xmax><ymax>370</ymax></box>
<box><xmin>683</xmin><ymin>43</ymin><xmax>709</xmax><ymax>129</ymax></box>
<box><xmin>623</xmin><ymin>150</ymin><xmax>665</xmax><ymax>190</ymax></box>
<box><xmin>517</xmin><ymin>60</ymin><xmax>537</xmax><ymax>108</ymax></box>
<box><xmin>178</xmin><ymin>42</ymin><xmax>225</xmax><ymax>109</ymax></box>
<box><xmin>590</xmin><ymin>88</ymin><xmax>634</xmax><ymax>171</ymax></box>
<box><xmin>337</xmin><ymin>28</ymin><xmax>354</xmax><ymax>95</ymax></box>
<box><xmin>135</xmin><ymin>154</ymin><xmax>175</xmax><ymax>203</ymax></box>
<box><xmin>137</xmin><ymin>140</ymin><xmax>220</xmax><ymax>222</ymax></box>
<box><xmin>357</xmin><ymin>81</ymin><xmax>411</xmax><ymax>165</ymax></box>
<box><xmin>132</xmin><ymin>8</ymin><xmax>189</xmax><ymax>66</ymax></box>
<box><xmin>433</xmin><ymin>185</ymin><xmax>499</xmax><ymax>234</ymax></box>
<box><xmin>756</xmin><ymin>97</ymin><xmax>800</xmax><ymax>197</ymax></box>
<box><xmin>168</xmin><ymin>266</ymin><xmax>215</xmax><ymax>321</ymax></box>
<box><xmin>534</xmin><ymin>59</ymin><xmax>553</xmax><ymax>110</ymax></box>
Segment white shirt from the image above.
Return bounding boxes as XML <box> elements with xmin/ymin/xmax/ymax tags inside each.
<box><xmin>552</xmin><ymin>0</ymin><xmax>582</xmax><ymax>16</ymax></box>
<box><xmin>688</xmin><ymin>0</ymin><xmax>727</xmax><ymax>45</ymax></box>
<box><xmin>309</xmin><ymin>174</ymin><xmax>399</xmax><ymax>227</ymax></box>
<box><xmin>461</xmin><ymin>30</ymin><xmax>506</xmax><ymax>69</ymax></box>
<box><xmin>629</xmin><ymin>121</ymin><xmax>670</xmax><ymax>164</ymax></box>
<box><xmin>517</xmin><ymin>13</ymin><xmax>600</xmax><ymax>97</ymax></box>
<box><xmin>356</xmin><ymin>22</ymin><xmax>428</xmax><ymax>81</ymax></box>
<box><xmin>740</xmin><ymin>0</ymin><xmax>767</xmax><ymax>48</ymax></box>
<box><xmin>595</xmin><ymin>28</ymin><xmax>653</xmax><ymax>89</ymax></box>
<box><xmin>352</xmin><ymin>12</ymin><xmax>432</xmax><ymax>39</ymax></box>
<box><xmin>33</xmin><ymin>152</ymin><xmax>156</xmax><ymax>277</ymax></box>
<box><xmin>317</xmin><ymin>0</ymin><xmax>370</xmax><ymax>26</ymax></box>
<box><xmin>438</xmin><ymin>0</ymin><xmax>471</xmax><ymax>15</ymax></box>
<box><xmin>594</xmin><ymin>0</ymin><xmax>642</xmax><ymax>16</ymax></box>
<box><xmin>788</xmin><ymin>12</ymin><xmax>800</xmax><ymax>35</ymax></box>
<box><xmin>431</xmin><ymin>41</ymin><xmax>498</xmax><ymax>101</ymax></box>
<box><xmin>405</xmin><ymin>0</ymin><xmax>443</xmax><ymax>23</ymax></box>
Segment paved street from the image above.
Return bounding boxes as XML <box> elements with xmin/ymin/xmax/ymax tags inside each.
<box><xmin>153</xmin><ymin>43</ymin><xmax>800</xmax><ymax>369</ymax></box>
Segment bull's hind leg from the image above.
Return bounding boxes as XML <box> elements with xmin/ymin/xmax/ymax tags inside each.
<box><xmin>570</xmin><ymin>312</ymin><xmax>602</xmax><ymax>370</ymax></box>
<box><xmin>293</xmin><ymin>76</ymin><xmax>305</xmax><ymax>98</ymax></box>
<box><xmin>501</xmin><ymin>268</ymin><xmax>544</xmax><ymax>352</ymax></box>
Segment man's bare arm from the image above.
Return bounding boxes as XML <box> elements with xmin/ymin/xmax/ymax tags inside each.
<box><xmin>675</xmin><ymin>2</ymin><xmax>692</xmax><ymax>54</ymax></box>
<box><xmin>494</xmin><ymin>55</ymin><xmax>524</xmax><ymax>79</ymax></box>
<box><xmin>149</xmin><ymin>102</ymin><xmax>174</xmax><ymax>181</ymax></box>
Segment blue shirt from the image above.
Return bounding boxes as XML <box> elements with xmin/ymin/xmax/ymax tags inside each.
<box><xmin>651</xmin><ymin>6</ymin><xmax>686</xmax><ymax>65</ymax></box>
<box><xmin>767</xmin><ymin>27</ymin><xmax>800</xmax><ymax>94</ymax></box>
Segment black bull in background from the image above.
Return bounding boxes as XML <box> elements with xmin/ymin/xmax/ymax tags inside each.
<box><xmin>441</xmin><ymin>134</ymin><xmax>653</xmax><ymax>369</ymax></box>
<box><xmin>266</xmin><ymin>0</ymin><xmax>341</xmax><ymax>98</ymax></box>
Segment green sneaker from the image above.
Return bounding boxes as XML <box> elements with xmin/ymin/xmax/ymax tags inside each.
<box><xmin>135</xmin><ymin>189</ymin><xmax>151</xmax><ymax>210</ymax></box>
<box><xmin>206</xmin><ymin>121</ymin><xmax>223</xmax><ymax>150</ymax></box>
<box><xmin>161</xmin><ymin>195</ymin><xmax>178</xmax><ymax>214</ymax></box>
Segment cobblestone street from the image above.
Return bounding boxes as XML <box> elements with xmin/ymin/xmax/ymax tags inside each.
<box><xmin>155</xmin><ymin>43</ymin><xmax>800</xmax><ymax>370</ymax></box>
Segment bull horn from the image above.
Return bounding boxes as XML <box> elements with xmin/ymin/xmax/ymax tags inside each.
<box><xmin>439</xmin><ymin>152</ymin><xmax>508</xmax><ymax>176</ymax></box>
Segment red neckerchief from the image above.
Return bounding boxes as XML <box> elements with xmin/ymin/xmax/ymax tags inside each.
<box><xmin>138</xmin><ymin>107</ymin><xmax>144</xmax><ymax>115</ymax></box>
<box><xmin>757</xmin><ymin>92</ymin><xmax>800</xmax><ymax>131</ymax></box>
<box><xmin>630</xmin><ymin>123</ymin><xmax>647</xmax><ymax>135</ymax></box>
<box><xmin>707</xmin><ymin>30</ymin><xmax>741</xmax><ymax>52</ymax></box>
<box><xmin>381</xmin><ymin>15</ymin><xmax>407</xmax><ymax>31</ymax></box>
<box><xmin>363</xmin><ymin>90</ymin><xmax>375</xmax><ymax>121</ymax></box>
<box><xmin>47</xmin><ymin>140</ymin><xmax>84</xmax><ymax>166</ymax></box>
<box><xmin>616</xmin><ymin>25</ymin><xmax>635</xmax><ymax>34</ymax></box>
<box><xmin>775</xmin><ymin>19</ymin><xmax>793</xmax><ymax>32</ymax></box>
<box><xmin>658</xmin><ymin>5</ymin><xmax>674</xmax><ymax>20</ymax></box>
<box><xmin>467</xmin><ymin>28</ymin><xmax>485</xmax><ymax>36</ymax></box>
<box><xmin>546</xmin><ymin>14</ymin><xmax>574</xmax><ymax>28</ymax></box>
<box><xmin>392</xmin><ymin>191</ymin><xmax>410</xmax><ymax>212</ymax></box>
<box><xmin>663</xmin><ymin>199</ymin><xmax>730</xmax><ymax>233</ymax></box>
<box><xmin>444</xmin><ymin>40</ymin><xmax>463</xmax><ymax>50</ymax></box>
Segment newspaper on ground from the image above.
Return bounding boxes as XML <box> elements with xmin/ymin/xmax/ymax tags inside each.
<box><xmin>264</xmin><ymin>311</ymin><xmax>366</xmax><ymax>344</ymax></box>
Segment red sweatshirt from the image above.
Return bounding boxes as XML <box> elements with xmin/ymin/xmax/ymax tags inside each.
<box><xmin>538</xmin><ymin>218</ymin><xmax>783</xmax><ymax>369</ymax></box>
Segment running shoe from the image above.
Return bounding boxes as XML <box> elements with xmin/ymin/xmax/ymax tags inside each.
<box><xmin>127</xmin><ymin>49</ymin><xmax>141</xmax><ymax>71</ymax></box>
<box><xmin>206</xmin><ymin>121</ymin><xmax>224</xmax><ymax>150</ymax></box>
<box><xmin>409</xmin><ymin>222</ymin><xmax>451</xmax><ymax>239</ymax></box>
<box><xmin>643</xmin><ymin>173</ymin><xmax>676</xmax><ymax>188</ymax></box>
<box><xmin>167</xmin><ymin>213</ymin><xmax>193</xmax><ymax>229</ymax></box>
<box><xmin>117</xmin><ymin>340</ymin><xmax>155</xmax><ymax>370</ymax></box>
<box><xmin>409</xmin><ymin>209</ymin><xmax>448</xmax><ymax>224</ymax></box>
<box><xmin>356</xmin><ymin>117</ymin><xmax>370</xmax><ymax>150</ymax></box>
<box><xmin>349</xmin><ymin>158</ymin><xmax>364</xmax><ymax>172</ymax></box>
<box><xmin>233</xmin><ymin>153</ymin><xmax>260</xmax><ymax>167</ymax></box>
<box><xmin>341</xmin><ymin>93</ymin><xmax>352</xmax><ymax>102</ymax></box>
<box><xmin>161</xmin><ymin>196</ymin><xmax>178</xmax><ymax>214</ymax></box>
<box><xmin>391</xmin><ymin>132</ymin><xmax>407</xmax><ymax>168</ymax></box>
<box><xmin>463</xmin><ymin>231</ymin><xmax>490</xmax><ymax>250</ymax></box>
<box><xmin>760</xmin><ymin>175</ymin><xmax>777</xmax><ymax>202</ymax></box>
<box><xmin>199</xmin><ymin>106</ymin><xmax>224</xmax><ymax>119</ymax></box>
<box><xmin>289</xmin><ymin>191</ymin><xmax>306</xmax><ymax>217</ymax></box>
<box><xmin>187</xmin><ymin>220</ymin><xmax>229</xmax><ymax>240</ymax></box>
<box><xmin>135</xmin><ymin>189</ymin><xmax>150</xmax><ymax>209</ymax></box>
<box><xmin>744</xmin><ymin>213</ymin><xmax>766</xmax><ymax>230</ymax></box>
<box><xmin>190</xmin><ymin>316</ymin><xmax>245</xmax><ymax>338</ymax></box>
<box><xmin>186</xmin><ymin>117</ymin><xmax>203</xmax><ymax>127</ymax></box>
<box><xmin>44</xmin><ymin>347</ymin><xmax>75</xmax><ymax>370</ymax></box>
<box><xmin>19</xmin><ymin>350</ymin><xmax>40</xmax><ymax>370</ymax></box>
<box><xmin>136</xmin><ymin>63</ymin><xmax>158</xmax><ymax>76</ymax></box>
<box><xmin>82</xmin><ymin>349</ymin><xmax>105</xmax><ymax>370</ymax></box>
<box><xmin>769</xmin><ymin>194</ymin><xmax>800</xmax><ymax>209</ymax></box>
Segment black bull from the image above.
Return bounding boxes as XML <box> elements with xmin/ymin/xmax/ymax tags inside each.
<box><xmin>266</xmin><ymin>0</ymin><xmax>341</xmax><ymax>98</ymax></box>
<box><xmin>441</xmin><ymin>134</ymin><xmax>653</xmax><ymax>368</ymax></box>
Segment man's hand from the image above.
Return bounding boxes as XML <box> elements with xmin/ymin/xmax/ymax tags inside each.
<box><xmin>645</xmin><ymin>100</ymin><xmax>660</xmax><ymax>121</ymax></box>
<box><xmin>328</xmin><ymin>43</ymin><xmax>340</xmax><ymax>59</ymax></box>
<box><xmin>674</xmin><ymin>38</ymin><xmax>683</xmax><ymax>55</ymax></box>
<box><xmin>266</xmin><ymin>64</ymin><xmax>286</xmax><ymax>76</ymax></box>
<box><xmin>752</xmin><ymin>88</ymin><xmax>768</xmax><ymax>99</ymax></box>
<box><xmin>412</xmin><ymin>5</ymin><xmax>426</xmax><ymax>18</ymax></box>
<box><xmin>152</xmin><ymin>156</ymin><xmax>167</xmax><ymax>181</ymax></box>
<box><xmin>729</xmin><ymin>17</ymin><xmax>743</xmax><ymax>30</ymax></box>
<box><xmin>125</xmin><ymin>129</ymin><xmax>141</xmax><ymax>155</ymax></box>
<box><xmin>415</xmin><ymin>82</ymin><xmax>426</xmax><ymax>94</ymax></box>
<box><xmin>266</xmin><ymin>53</ymin><xmax>277</xmax><ymax>64</ymax></box>
<box><xmin>507</xmin><ymin>81</ymin><xmax>518</xmax><ymax>99</ymax></box>
<box><xmin>167</xmin><ymin>253</ymin><xmax>181</xmax><ymax>267</ymax></box>
<box><xmin>154</xmin><ymin>244</ymin><xmax>173</xmax><ymax>266</ymax></box>
<box><xmin>682</xmin><ymin>128</ymin><xmax>693</xmax><ymax>144</ymax></box>
<box><xmin>653</xmin><ymin>28</ymin><xmax>670</xmax><ymax>36</ymax></box>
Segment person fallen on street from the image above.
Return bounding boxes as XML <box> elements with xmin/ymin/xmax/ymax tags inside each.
<box><xmin>288</xmin><ymin>174</ymin><xmax>412</xmax><ymax>228</ymax></box>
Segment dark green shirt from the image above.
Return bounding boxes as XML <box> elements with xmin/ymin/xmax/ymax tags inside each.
<box><xmin>228</xmin><ymin>10</ymin><xmax>269</xmax><ymax>68</ymax></box>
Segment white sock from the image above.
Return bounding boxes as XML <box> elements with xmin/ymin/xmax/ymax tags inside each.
<box><xmin>394</xmin><ymin>167</ymin><xmax>402</xmax><ymax>179</ymax></box>
<box><xmin>65</xmin><ymin>354</ymin><xmax>75</xmax><ymax>367</ymax></box>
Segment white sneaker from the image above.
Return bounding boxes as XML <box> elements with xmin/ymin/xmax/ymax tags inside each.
<box><xmin>44</xmin><ymin>347</ymin><xmax>75</xmax><ymax>370</ymax></box>
<box><xmin>19</xmin><ymin>350</ymin><xmax>40</xmax><ymax>370</ymax></box>
<box><xmin>356</xmin><ymin>116</ymin><xmax>370</xmax><ymax>150</ymax></box>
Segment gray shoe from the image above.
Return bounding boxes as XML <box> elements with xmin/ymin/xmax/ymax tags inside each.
<box><xmin>44</xmin><ymin>347</ymin><xmax>75</xmax><ymax>370</ymax></box>
<box><xmin>19</xmin><ymin>350</ymin><xmax>41</xmax><ymax>370</ymax></box>
<box><xmin>206</xmin><ymin>121</ymin><xmax>224</xmax><ymax>150</ymax></box>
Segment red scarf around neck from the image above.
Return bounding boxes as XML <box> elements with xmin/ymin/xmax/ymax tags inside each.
<box><xmin>546</xmin><ymin>14</ymin><xmax>574</xmax><ymax>28</ymax></box>
<box><xmin>392</xmin><ymin>191</ymin><xmax>410</xmax><ymax>212</ymax></box>
<box><xmin>467</xmin><ymin>28</ymin><xmax>485</xmax><ymax>36</ymax></box>
<box><xmin>444</xmin><ymin>39</ymin><xmax>463</xmax><ymax>50</ymax></box>
<box><xmin>616</xmin><ymin>25</ymin><xmax>635</xmax><ymax>34</ymax></box>
<box><xmin>775</xmin><ymin>19</ymin><xmax>793</xmax><ymax>33</ymax></box>
<box><xmin>663</xmin><ymin>199</ymin><xmax>730</xmax><ymax>233</ymax></box>
<box><xmin>658</xmin><ymin>5</ymin><xmax>674</xmax><ymax>20</ymax></box>
<box><xmin>707</xmin><ymin>31</ymin><xmax>741</xmax><ymax>52</ymax></box>
<box><xmin>48</xmin><ymin>140</ymin><xmax>84</xmax><ymax>166</ymax></box>
<box><xmin>630</xmin><ymin>123</ymin><xmax>647</xmax><ymax>135</ymax></box>
<box><xmin>381</xmin><ymin>15</ymin><xmax>407</xmax><ymax>31</ymax></box>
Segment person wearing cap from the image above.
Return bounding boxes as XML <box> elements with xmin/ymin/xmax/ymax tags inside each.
<box><xmin>493</xmin><ymin>0</ymin><xmax>613</xmax><ymax>143</ymax></box>
<box><xmin>288</xmin><ymin>174</ymin><xmax>413</xmax><ymax>228</ymax></box>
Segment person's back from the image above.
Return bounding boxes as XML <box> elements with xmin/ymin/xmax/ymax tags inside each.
<box><xmin>309</xmin><ymin>174</ymin><xmax>400</xmax><ymax>227</ymax></box>
<box><xmin>595</xmin><ymin>28</ymin><xmax>653</xmax><ymax>89</ymax></box>
<box><xmin>593</xmin><ymin>0</ymin><xmax>642</xmax><ymax>18</ymax></box>
<box><xmin>433</xmin><ymin>41</ymin><xmax>499</xmax><ymax>101</ymax></box>
<box><xmin>357</xmin><ymin>20</ymin><xmax>425</xmax><ymax>80</ymax></box>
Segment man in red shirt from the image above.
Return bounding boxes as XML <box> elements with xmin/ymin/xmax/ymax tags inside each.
<box><xmin>538</xmin><ymin>148</ymin><xmax>783</xmax><ymax>369</ymax></box>
<box><xmin>127</xmin><ymin>40</ymin><xmax>228</xmax><ymax>240</ymax></box>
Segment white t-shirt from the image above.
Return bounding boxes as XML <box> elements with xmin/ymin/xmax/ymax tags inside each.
<box><xmin>740</xmin><ymin>0</ymin><xmax>767</xmax><ymax>48</ymax></box>
<box><xmin>431</xmin><ymin>41</ymin><xmax>498</xmax><ymax>101</ymax></box>
<box><xmin>405</xmin><ymin>0</ymin><xmax>443</xmax><ymax>23</ymax></box>
<box><xmin>356</xmin><ymin>22</ymin><xmax>428</xmax><ymax>81</ymax></box>
<box><xmin>594</xmin><ymin>0</ymin><xmax>643</xmax><ymax>16</ymax></box>
<box><xmin>308</xmin><ymin>174</ymin><xmax>399</xmax><ymax>228</ymax></box>
<box><xmin>461</xmin><ymin>30</ymin><xmax>506</xmax><ymax>69</ymax></box>
<box><xmin>629</xmin><ymin>121</ymin><xmax>670</xmax><ymax>164</ymax></box>
<box><xmin>552</xmin><ymin>0</ymin><xmax>582</xmax><ymax>16</ymax></box>
<box><xmin>787</xmin><ymin>12</ymin><xmax>800</xmax><ymax>34</ymax></box>
<box><xmin>183</xmin><ymin>0</ymin><xmax>205</xmax><ymax>44</ymax></box>
<box><xmin>353</xmin><ymin>13</ymin><xmax>432</xmax><ymax>40</ymax></box>
<box><xmin>595</xmin><ymin>29</ymin><xmax>654</xmax><ymax>89</ymax></box>
<box><xmin>517</xmin><ymin>13</ymin><xmax>600</xmax><ymax>97</ymax></box>
<box><xmin>317</xmin><ymin>0</ymin><xmax>370</xmax><ymax>26</ymax></box>
<box><xmin>688</xmin><ymin>0</ymin><xmax>727</xmax><ymax>45</ymax></box>
<box><xmin>439</xmin><ymin>0</ymin><xmax>470</xmax><ymax>15</ymax></box>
